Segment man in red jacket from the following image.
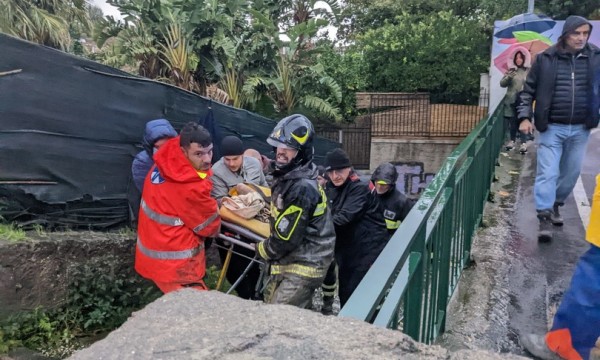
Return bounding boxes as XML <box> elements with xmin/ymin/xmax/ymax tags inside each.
<box><xmin>135</xmin><ymin>122</ymin><xmax>221</xmax><ymax>293</ymax></box>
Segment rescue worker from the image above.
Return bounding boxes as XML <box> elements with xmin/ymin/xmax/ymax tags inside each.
<box><xmin>317</xmin><ymin>165</ymin><xmax>337</xmax><ymax>315</ymax></box>
<box><xmin>135</xmin><ymin>122</ymin><xmax>221</xmax><ymax>293</ymax></box>
<box><xmin>371</xmin><ymin>162</ymin><xmax>415</xmax><ymax>237</ymax></box>
<box><xmin>131</xmin><ymin>119</ymin><xmax>177</xmax><ymax>192</ymax></box>
<box><xmin>324</xmin><ymin>148</ymin><xmax>389</xmax><ymax>306</ymax></box>
<box><xmin>256</xmin><ymin>114</ymin><xmax>336</xmax><ymax>308</ymax></box>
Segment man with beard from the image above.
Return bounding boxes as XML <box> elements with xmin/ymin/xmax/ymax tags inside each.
<box><xmin>256</xmin><ymin>114</ymin><xmax>336</xmax><ymax>308</ymax></box>
<box><xmin>135</xmin><ymin>122</ymin><xmax>221</xmax><ymax>293</ymax></box>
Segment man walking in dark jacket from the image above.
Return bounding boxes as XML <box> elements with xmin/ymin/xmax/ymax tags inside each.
<box><xmin>518</xmin><ymin>15</ymin><xmax>600</xmax><ymax>242</ymax></box>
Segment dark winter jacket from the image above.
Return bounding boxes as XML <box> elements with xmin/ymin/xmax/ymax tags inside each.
<box><xmin>517</xmin><ymin>17</ymin><xmax>600</xmax><ymax>132</ymax></box>
<box><xmin>257</xmin><ymin>162</ymin><xmax>335</xmax><ymax>279</ymax></box>
<box><xmin>131</xmin><ymin>119</ymin><xmax>177</xmax><ymax>191</ymax></box>
<box><xmin>326</xmin><ymin>171</ymin><xmax>388</xmax><ymax>258</ymax></box>
<box><xmin>373</xmin><ymin>187</ymin><xmax>415</xmax><ymax>237</ymax></box>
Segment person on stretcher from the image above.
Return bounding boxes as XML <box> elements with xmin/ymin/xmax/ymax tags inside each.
<box><xmin>211</xmin><ymin>135</ymin><xmax>268</xmax><ymax>300</ymax></box>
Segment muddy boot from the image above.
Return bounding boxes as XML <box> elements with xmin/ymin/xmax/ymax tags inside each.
<box><xmin>551</xmin><ymin>202</ymin><xmax>564</xmax><ymax>226</ymax></box>
<box><xmin>590</xmin><ymin>337</ymin><xmax>600</xmax><ymax>360</ymax></box>
<box><xmin>538</xmin><ymin>211</ymin><xmax>553</xmax><ymax>242</ymax></box>
<box><xmin>321</xmin><ymin>295</ymin><xmax>335</xmax><ymax>315</ymax></box>
<box><xmin>505</xmin><ymin>140</ymin><xmax>515</xmax><ymax>151</ymax></box>
<box><xmin>520</xmin><ymin>333</ymin><xmax>562</xmax><ymax>360</ymax></box>
<box><xmin>519</xmin><ymin>141</ymin><xmax>528</xmax><ymax>154</ymax></box>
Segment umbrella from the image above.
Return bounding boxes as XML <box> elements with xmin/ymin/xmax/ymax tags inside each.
<box><xmin>494</xmin><ymin>13</ymin><xmax>556</xmax><ymax>39</ymax></box>
<box><xmin>494</xmin><ymin>40</ymin><xmax>550</xmax><ymax>73</ymax></box>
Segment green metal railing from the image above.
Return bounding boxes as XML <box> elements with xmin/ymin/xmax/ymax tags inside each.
<box><xmin>338</xmin><ymin>101</ymin><xmax>506</xmax><ymax>344</ymax></box>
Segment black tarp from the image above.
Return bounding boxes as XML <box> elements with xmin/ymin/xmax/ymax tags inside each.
<box><xmin>0</xmin><ymin>34</ymin><xmax>339</xmax><ymax>228</ymax></box>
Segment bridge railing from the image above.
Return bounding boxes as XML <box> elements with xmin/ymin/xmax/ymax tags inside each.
<box><xmin>338</xmin><ymin>101</ymin><xmax>506</xmax><ymax>344</ymax></box>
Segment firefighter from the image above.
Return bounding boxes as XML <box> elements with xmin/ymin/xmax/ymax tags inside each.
<box><xmin>256</xmin><ymin>114</ymin><xmax>336</xmax><ymax>308</ymax></box>
<box><xmin>135</xmin><ymin>122</ymin><xmax>221</xmax><ymax>293</ymax></box>
<box><xmin>371</xmin><ymin>162</ymin><xmax>415</xmax><ymax>237</ymax></box>
<box><xmin>324</xmin><ymin>148</ymin><xmax>389</xmax><ymax>306</ymax></box>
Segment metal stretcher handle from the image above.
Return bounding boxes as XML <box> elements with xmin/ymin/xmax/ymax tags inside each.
<box><xmin>221</xmin><ymin>220</ymin><xmax>267</xmax><ymax>243</ymax></box>
<box><xmin>217</xmin><ymin>233</ymin><xmax>257</xmax><ymax>251</ymax></box>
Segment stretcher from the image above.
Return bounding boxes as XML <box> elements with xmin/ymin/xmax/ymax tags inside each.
<box><xmin>214</xmin><ymin>186</ymin><xmax>271</xmax><ymax>296</ymax></box>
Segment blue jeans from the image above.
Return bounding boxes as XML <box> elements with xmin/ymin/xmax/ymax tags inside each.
<box><xmin>535</xmin><ymin>124</ymin><xmax>590</xmax><ymax>211</ymax></box>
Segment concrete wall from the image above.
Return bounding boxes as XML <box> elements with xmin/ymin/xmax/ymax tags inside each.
<box><xmin>369</xmin><ymin>138</ymin><xmax>460</xmax><ymax>196</ymax></box>
<box><xmin>370</xmin><ymin>138</ymin><xmax>460</xmax><ymax>174</ymax></box>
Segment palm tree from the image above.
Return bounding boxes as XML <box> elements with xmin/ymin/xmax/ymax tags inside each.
<box><xmin>0</xmin><ymin>0</ymin><xmax>90</xmax><ymax>50</ymax></box>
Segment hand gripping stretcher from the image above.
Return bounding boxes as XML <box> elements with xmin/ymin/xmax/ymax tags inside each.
<box><xmin>214</xmin><ymin>185</ymin><xmax>271</xmax><ymax>296</ymax></box>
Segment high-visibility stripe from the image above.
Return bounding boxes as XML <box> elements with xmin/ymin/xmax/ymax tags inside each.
<box><xmin>385</xmin><ymin>218</ymin><xmax>400</xmax><ymax>230</ymax></box>
<box><xmin>270</xmin><ymin>264</ymin><xmax>325</xmax><ymax>278</ymax></box>
<box><xmin>321</xmin><ymin>283</ymin><xmax>337</xmax><ymax>296</ymax></box>
<box><xmin>257</xmin><ymin>242</ymin><xmax>270</xmax><ymax>260</ymax></box>
<box><xmin>137</xmin><ymin>237</ymin><xmax>203</xmax><ymax>260</ymax></box>
<box><xmin>193</xmin><ymin>211</ymin><xmax>219</xmax><ymax>234</ymax></box>
<box><xmin>141</xmin><ymin>199</ymin><xmax>184</xmax><ymax>226</ymax></box>
<box><xmin>313</xmin><ymin>186</ymin><xmax>327</xmax><ymax>216</ymax></box>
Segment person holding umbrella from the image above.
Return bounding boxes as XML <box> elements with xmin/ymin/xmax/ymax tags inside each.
<box><xmin>500</xmin><ymin>47</ymin><xmax>532</xmax><ymax>153</ymax></box>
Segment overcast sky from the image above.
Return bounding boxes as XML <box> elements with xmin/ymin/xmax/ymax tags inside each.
<box><xmin>91</xmin><ymin>0</ymin><xmax>123</xmax><ymax>19</ymax></box>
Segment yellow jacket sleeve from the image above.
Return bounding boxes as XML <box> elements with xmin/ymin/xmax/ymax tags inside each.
<box><xmin>587</xmin><ymin>174</ymin><xmax>600</xmax><ymax>247</ymax></box>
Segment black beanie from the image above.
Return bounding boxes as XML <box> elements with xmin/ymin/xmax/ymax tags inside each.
<box><xmin>561</xmin><ymin>15</ymin><xmax>592</xmax><ymax>38</ymax></box>
<box><xmin>221</xmin><ymin>136</ymin><xmax>244</xmax><ymax>156</ymax></box>
<box><xmin>324</xmin><ymin>148</ymin><xmax>352</xmax><ymax>171</ymax></box>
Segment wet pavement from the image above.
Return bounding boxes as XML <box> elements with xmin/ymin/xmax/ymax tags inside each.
<box><xmin>439</xmin><ymin>129</ymin><xmax>598</xmax><ymax>357</ymax></box>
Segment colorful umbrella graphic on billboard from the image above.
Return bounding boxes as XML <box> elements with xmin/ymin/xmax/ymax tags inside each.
<box><xmin>494</xmin><ymin>31</ymin><xmax>552</xmax><ymax>74</ymax></box>
<box><xmin>494</xmin><ymin>13</ymin><xmax>556</xmax><ymax>39</ymax></box>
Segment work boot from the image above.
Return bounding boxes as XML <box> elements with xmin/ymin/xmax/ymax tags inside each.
<box><xmin>538</xmin><ymin>211</ymin><xmax>553</xmax><ymax>242</ymax></box>
<box><xmin>321</xmin><ymin>295</ymin><xmax>335</xmax><ymax>316</ymax></box>
<box><xmin>590</xmin><ymin>336</ymin><xmax>600</xmax><ymax>360</ymax></box>
<box><xmin>551</xmin><ymin>202</ymin><xmax>564</xmax><ymax>226</ymax></box>
<box><xmin>519</xmin><ymin>142</ymin><xmax>528</xmax><ymax>154</ymax></box>
<box><xmin>520</xmin><ymin>333</ymin><xmax>562</xmax><ymax>360</ymax></box>
<box><xmin>505</xmin><ymin>140</ymin><xmax>515</xmax><ymax>151</ymax></box>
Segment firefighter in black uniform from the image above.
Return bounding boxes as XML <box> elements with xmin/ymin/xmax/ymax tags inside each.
<box><xmin>371</xmin><ymin>162</ymin><xmax>415</xmax><ymax>237</ymax></box>
<box><xmin>324</xmin><ymin>148</ymin><xmax>389</xmax><ymax>307</ymax></box>
<box><xmin>257</xmin><ymin>114</ymin><xmax>336</xmax><ymax>308</ymax></box>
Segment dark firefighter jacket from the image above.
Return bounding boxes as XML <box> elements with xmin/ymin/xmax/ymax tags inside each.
<box><xmin>373</xmin><ymin>187</ymin><xmax>415</xmax><ymax>236</ymax></box>
<box><xmin>257</xmin><ymin>162</ymin><xmax>335</xmax><ymax>279</ymax></box>
<box><xmin>326</xmin><ymin>172</ymin><xmax>389</xmax><ymax>264</ymax></box>
<box><xmin>135</xmin><ymin>136</ymin><xmax>221</xmax><ymax>287</ymax></box>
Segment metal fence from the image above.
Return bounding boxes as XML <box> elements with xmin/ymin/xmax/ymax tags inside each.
<box><xmin>356</xmin><ymin>91</ymin><xmax>490</xmax><ymax>138</ymax></box>
<box><xmin>338</xmin><ymin>100</ymin><xmax>506</xmax><ymax>344</ymax></box>
<box><xmin>316</xmin><ymin>119</ymin><xmax>372</xmax><ymax>169</ymax></box>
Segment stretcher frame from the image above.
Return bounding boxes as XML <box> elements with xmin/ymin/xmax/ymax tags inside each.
<box><xmin>215</xmin><ymin>219</ymin><xmax>267</xmax><ymax>296</ymax></box>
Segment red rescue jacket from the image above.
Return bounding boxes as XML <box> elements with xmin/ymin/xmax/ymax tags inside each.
<box><xmin>135</xmin><ymin>136</ymin><xmax>220</xmax><ymax>285</ymax></box>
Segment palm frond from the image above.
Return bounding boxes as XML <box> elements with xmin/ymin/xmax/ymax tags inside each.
<box><xmin>301</xmin><ymin>95</ymin><xmax>341</xmax><ymax>121</ymax></box>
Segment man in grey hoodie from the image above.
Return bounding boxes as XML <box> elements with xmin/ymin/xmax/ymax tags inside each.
<box><xmin>517</xmin><ymin>15</ymin><xmax>600</xmax><ymax>242</ymax></box>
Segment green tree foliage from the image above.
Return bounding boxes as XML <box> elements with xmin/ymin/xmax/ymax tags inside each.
<box><xmin>0</xmin><ymin>0</ymin><xmax>91</xmax><ymax>51</ymax></box>
<box><xmin>317</xmin><ymin>43</ymin><xmax>368</xmax><ymax>120</ymax></box>
<box><xmin>535</xmin><ymin>0</ymin><xmax>599</xmax><ymax>19</ymax></box>
<box><xmin>357</xmin><ymin>11</ymin><xmax>489</xmax><ymax>103</ymax></box>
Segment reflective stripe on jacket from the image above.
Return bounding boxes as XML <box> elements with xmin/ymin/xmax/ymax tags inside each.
<box><xmin>257</xmin><ymin>162</ymin><xmax>335</xmax><ymax>278</ymax></box>
<box><xmin>135</xmin><ymin>137</ymin><xmax>220</xmax><ymax>285</ymax></box>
